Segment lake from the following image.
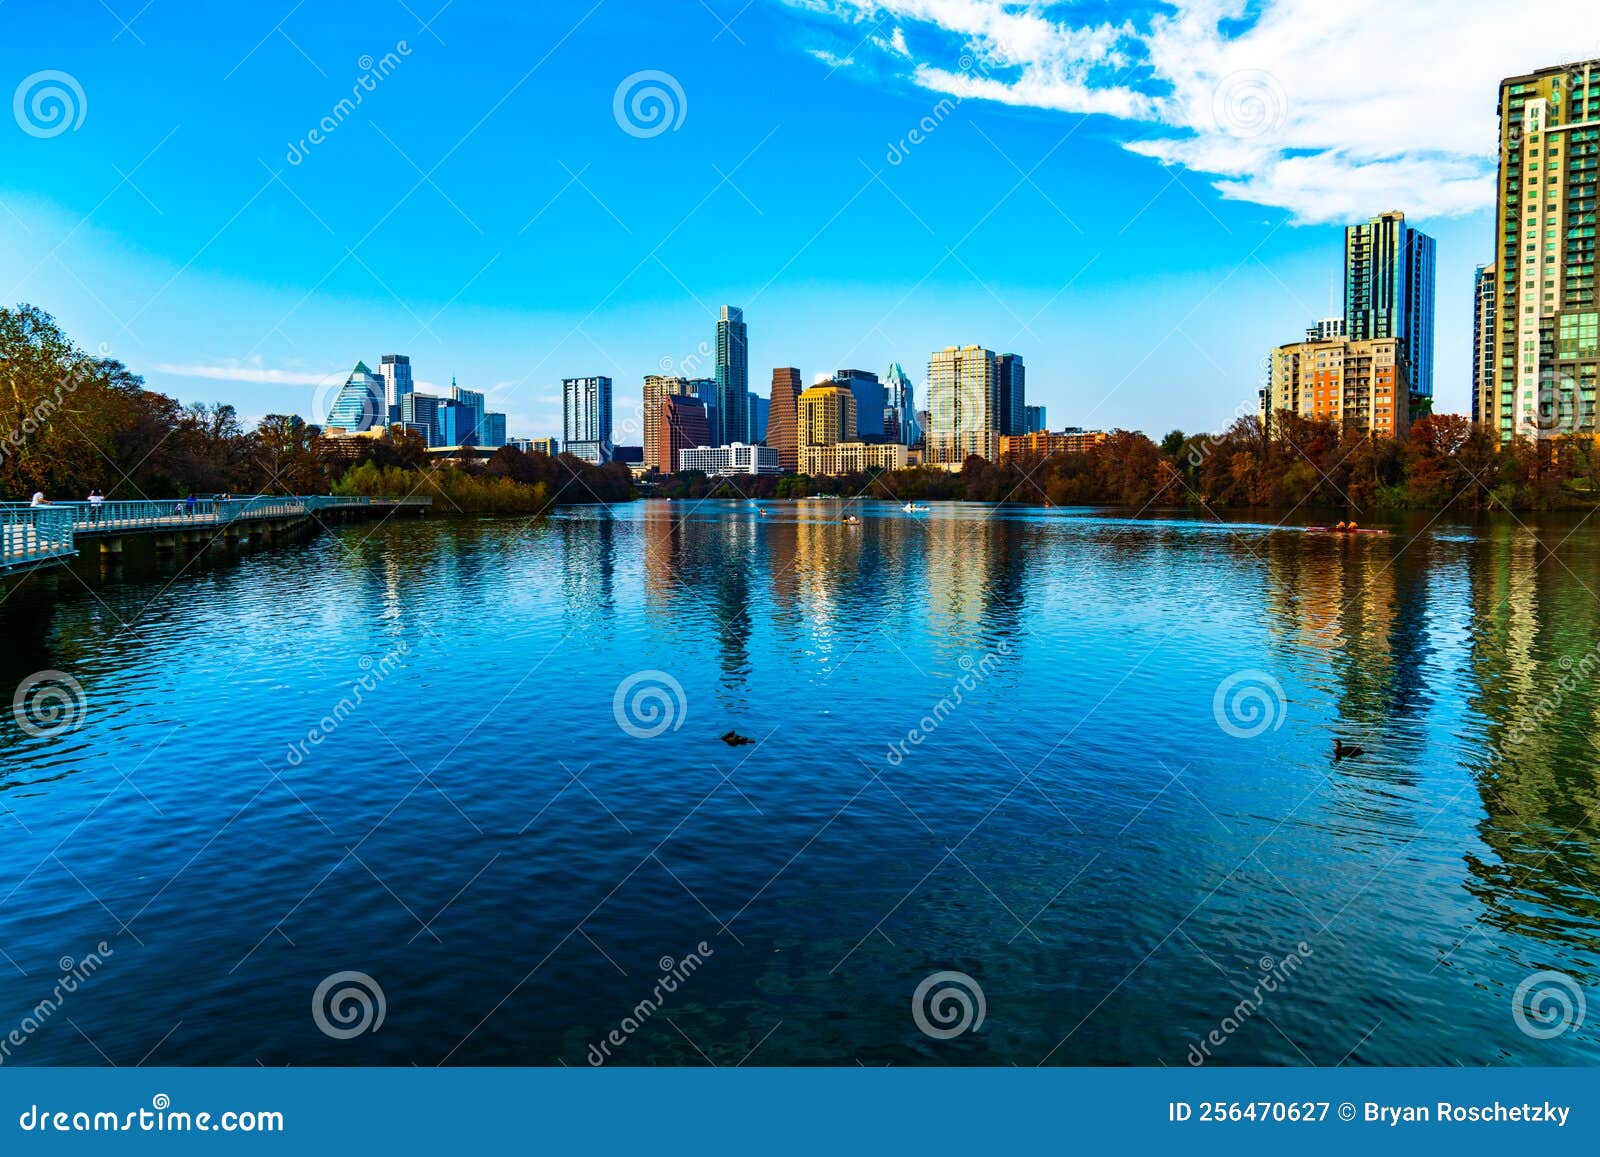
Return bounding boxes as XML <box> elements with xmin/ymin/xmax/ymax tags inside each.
<box><xmin>2</xmin><ymin>500</ymin><xmax>1598</xmax><ymax>1065</ymax></box>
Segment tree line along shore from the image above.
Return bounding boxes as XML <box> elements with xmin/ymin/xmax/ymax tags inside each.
<box><xmin>7</xmin><ymin>305</ymin><xmax>1595</xmax><ymax>517</ymax></box>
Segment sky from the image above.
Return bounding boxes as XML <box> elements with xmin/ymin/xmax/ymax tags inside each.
<box><xmin>1</xmin><ymin>0</ymin><xmax>1595</xmax><ymax>442</ymax></box>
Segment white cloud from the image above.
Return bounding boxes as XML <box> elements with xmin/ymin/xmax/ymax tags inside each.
<box><xmin>788</xmin><ymin>0</ymin><xmax>1600</xmax><ymax>222</ymax></box>
<box><xmin>809</xmin><ymin>47</ymin><xmax>858</xmax><ymax>68</ymax></box>
<box><xmin>154</xmin><ymin>361</ymin><xmax>343</xmax><ymax>387</ymax></box>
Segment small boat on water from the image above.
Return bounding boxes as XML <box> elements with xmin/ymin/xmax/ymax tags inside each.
<box><xmin>902</xmin><ymin>503</ymin><xmax>930</xmax><ymax>513</ymax></box>
<box><xmin>1305</xmin><ymin>525</ymin><xmax>1389</xmax><ymax>536</ymax></box>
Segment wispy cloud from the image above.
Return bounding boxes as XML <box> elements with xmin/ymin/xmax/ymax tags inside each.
<box><xmin>788</xmin><ymin>0</ymin><xmax>1598</xmax><ymax>223</ymax></box>
<box><xmin>154</xmin><ymin>362</ymin><xmax>343</xmax><ymax>387</ymax></box>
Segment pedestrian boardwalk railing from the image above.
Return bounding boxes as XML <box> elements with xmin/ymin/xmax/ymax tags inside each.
<box><xmin>0</xmin><ymin>506</ymin><xmax>76</xmax><ymax>573</ymax></box>
<box><xmin>1</xmin><ymin>494</ymin><xmax>429</xmax><ymax>575</ymax></box>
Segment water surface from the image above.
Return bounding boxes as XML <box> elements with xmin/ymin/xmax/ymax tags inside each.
<box><xmin>2</xmin><ymin>501</ymin><xmax>1599</xmax><ymax>1065</ymax></box>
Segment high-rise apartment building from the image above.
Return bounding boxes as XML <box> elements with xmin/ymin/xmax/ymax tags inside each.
<box><xmin>563</xmin><ymin>375</ymin><xmax>614</xmax><ymax>464</ymax></box>
<box><xmin>1024</xmin><ymin>404</ymin><xmax>1047</xmax><ymax>433</ymax></box>
<box><xmin>1263</xmin><ymin>336</ymin><xmax>1409</xmax><ymax>439</ymax></box>
<box><xmin>327</xmin><ymin>361</ymin><xmax>386</xmax><ymax>431</ymax></box>
<box><xmin>798</xmin><ymin>383</ymin><xmax>857</xmax><ymax>447</ymax></box>
<box><xmin>480</xmin><ymin>412</ymin><xmax>507</xmax><ymax>449</ymax></box>
<box><xmin>1473</xmin><ymin>262</ymin><xmax>1498</xmax><ymax>426</ymax></box>
<box><xmin>378</xmin><ymin>353</ymin><xmax>413</xmax><ymax>423</ymax></box>
<box><xmin>926</xmin><ymin>345</ymin><xmax>999</xmax><ymax>465</ymax></box>
<box><xmin>1345</xmin><ymin>210</ymin><xmax>1436</xmax><ymax>405</ymax></box>
<box><xmin>1492</xmin><ymin>61</ymin><xmax>1600</xmax><ymax>438</ymax></box>
<box><xmin>832</xmin><ymin>370</ymin><xmax>885</xmax><ymax>439</ymax></box>
<box><xmin>995</xmin><ymin>353</ymin><xmax>1026</xmax><ymax>436</ymax></box>
<box><xmin>658</xmin><ymin>394</ymin><xmax>710</xmax><ymax>473</ymax></box>
<box><xmin>768</xmin><ymin>368</ymin><xmax>803</xmax><ymax>473</ymax></box>
<box><xmin>715</xmin><ymin>306</ymin><xmax>748</xmax><ymax>446</ymax></box>
<box><xmin>1306</xmin><ymin>318</ymin><xmax>1347</xmax><ymax>342</ymax></box>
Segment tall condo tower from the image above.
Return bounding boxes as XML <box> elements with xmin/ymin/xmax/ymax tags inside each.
<box><xmin>926</xmin><ymin>345</ymin><xmax>999</xmax><ymax>465</ymax></box>
<box><xmin>1492</xmin><ymin>61</ymin><xmax>1600</xmax><ymax>438</ymax></box>
<box><xmin>1472</xmin><ymin>263</ymin><xmax>1498</xmax><ymax>426</ymax></box>
<box><xmin>563</xmin><ymin>375</ymin><xmax>614</xmax><ymax>464</ymax></box>
<box><xmin>715</xmin><ymin>306</ymin><xmax>748</xmax><ymax>447</ymax></box>
<box><xmin>995</xmin><ymin>353</ymin><xmax>1026</xmax><ymax>436</ymax></box>
<box><xmin>1344</xmin><ymin>210</ymin><xmax>1436</xmax><ymax>406</ymax></box>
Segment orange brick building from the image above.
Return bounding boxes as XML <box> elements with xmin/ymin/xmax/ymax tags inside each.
<box><xmin>1262</xmin><ymin>336</ymin><xmax>1409</xmax><ymax>438</ymax></box>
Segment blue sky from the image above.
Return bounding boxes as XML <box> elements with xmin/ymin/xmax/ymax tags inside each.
<box><xmin>1</xmin><ymin>0</ymin><xmax>1589</xmax><ymax>441</ymax></box>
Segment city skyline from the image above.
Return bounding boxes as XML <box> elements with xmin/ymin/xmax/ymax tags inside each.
<box><xmin>4</xmin><ymin>3</ymin><xmax>1585</xmax><ymax>447</ymax></box>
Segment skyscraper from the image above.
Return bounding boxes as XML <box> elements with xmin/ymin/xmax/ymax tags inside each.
<box><xmin>481</xmin><ymin>412</ymin><xmax>507</xmax><ymax>448</ymax></box>
<box><xmin>995</xmin><ymin>353</ymin><xmax>1026</xmax><ymax>436</ymax></box>
<box><xmin>1492</xmin><ymin>61</ymin><xmax>1600</xmax><ymax>439</ymax></box>
<box><xmin>378</xmin><ymin>353</ymin><xmax>413</xmax><ymax>423</ymax></box>
<box><xmin>400</xmin><ymin>391</ymin><xmax>441</xmax><ymax>446</ymax></box>
<box><xmin>1473</xmin><ymin>262</ymin><xmax>1498</xmax><ymax>426</ymax></box>
<box><xmin>882</xmin><ymin>362</ymin><xmax>920</xmax><ymax>446</ymax></box>
<box><xmin>768</xmin><ymin>368</ymin><xmax>803</xmax><ymax>473</ymax></box>
<box><xmin>831</xmin><ymin>370</ymin><xmax>885</xmax><ymax>439</ymax></box>
<box><xmin>449</xmin><ymin>379</ymin><xmax>485</xmax><ymax>445</ymax></box>
<box><xmin>798</xmin><ymin>383</ymin><xmax>857</xmax><ymax>447</ymax></box>
<box><xmin>564</xmin><ymin>375</ymin><xmax>614</xmax><ymax>463</ymax></box>
<box><xmin>326</xmin><ymin>361</ymin><xmax>386</xmax><ymax>431</ymax></box>
<box><xmin>1024</xmin><ymin>404</ymin><xmax>1046</xmax><ymax>433</ymax></box>
<box><xmin>927</xmin><ymin>345</ymin><xmax>999</xmax><ymax>465</ymax></box>
<box><xmin>715</xmin><ymin>306</ymin><xmax>748</xmax><ymax>446</ymax></box>
<box><xmin>1344</xmin><ymin>210</ymin><xmax>1436</xmax><ymax>405</ymax></box>
<box><xmin>747</xmin><ymin>394</ymin><xmax>770</xmax><ymax>443</ymax></box>
<box><xmin>657</xmin><ymin>394</ymin><xmax>710</xmax><ymax>473</ymax></box>
<box><xmin>643</xmin><ymin>375</ymin><xmax>707</xmax><ymax>474</ymax></box>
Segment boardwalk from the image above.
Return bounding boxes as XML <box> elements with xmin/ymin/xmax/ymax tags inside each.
<box><xmin>1</xmin><ymin>495</ymin><xmax>430</xmax><ymax>577</ymax></box>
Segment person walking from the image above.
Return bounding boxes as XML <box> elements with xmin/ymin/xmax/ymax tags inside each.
<box><xmin>87</xmin><ymin>489</ymin><xmax>104</xmax><ymax>524</ymax></box>
<box><xmin>184</xmin><ymin>493</ymin><xmax>197</xmax><ymax>517</ymax></box>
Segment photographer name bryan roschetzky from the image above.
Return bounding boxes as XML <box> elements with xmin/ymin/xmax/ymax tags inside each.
<box><xmin>1367</xmin><ymin>1102</ymin><xmax>1571</xmax><ymax>1127</ymax></box>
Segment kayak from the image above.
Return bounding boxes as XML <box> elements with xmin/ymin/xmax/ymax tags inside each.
<box><xmin>1305</xmin><ymin>526</ymin><xmax>1389</xmax><ymax>536</ymax></box>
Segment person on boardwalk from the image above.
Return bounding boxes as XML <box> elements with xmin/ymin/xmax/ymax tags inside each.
<box><xmin>87</xmin><ymin>489</ymin><xmax>104</xmax><ymax>524</ymax></box>
<box><xmin>30</xmin><ymin>490</ymin><xmax>46</xmax><ymax>507</ymax></box>
<box><xmin>185</xmin><ymin>493</ymin><xmax>197</xmax><ymax>517</ymax></box>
